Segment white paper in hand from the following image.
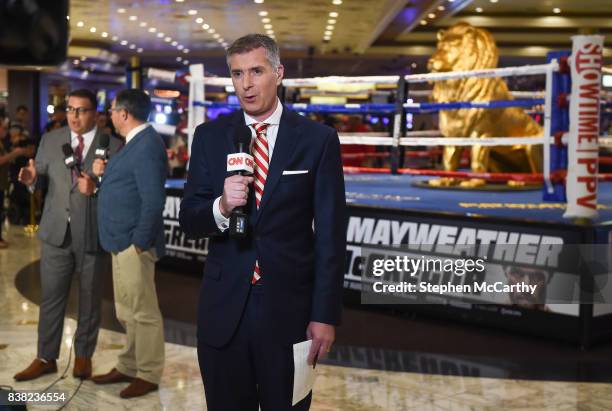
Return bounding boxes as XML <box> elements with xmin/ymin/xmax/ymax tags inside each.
<box><xmin>292</xmin><ymin>340</ymin><xmax>317</xmax><ymax>406</ymax></box>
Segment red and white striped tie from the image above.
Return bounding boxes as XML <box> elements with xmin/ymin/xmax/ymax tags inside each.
<box><xmin>252</xmin><ymin>122</ymin><xmax>269</xmax><ymax>284</ymax></box>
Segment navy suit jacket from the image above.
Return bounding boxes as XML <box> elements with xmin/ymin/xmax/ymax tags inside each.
<box><xmin>179</xmin><ymin>108</ymin><xmax>347</xmax><ymax>348</ymax></box>
<box><xmin>97</xmin><ymin>125</ymin><xmax>168</xmax><ymax>257</ymax></box>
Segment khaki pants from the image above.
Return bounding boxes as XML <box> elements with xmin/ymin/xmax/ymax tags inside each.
<box><xmin>112</xmin><ymin>245</ymin><xmax>165</xmax><ymax>384</ymax></box>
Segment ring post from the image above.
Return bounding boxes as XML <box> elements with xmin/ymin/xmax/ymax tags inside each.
<box><xmin>543</xmin><ymin>51</ymin><xmax>571</xmax><ymax>201</ymax></box>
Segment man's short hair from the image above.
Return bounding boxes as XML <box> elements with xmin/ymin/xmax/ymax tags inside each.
<box><xmin>16</xmin><ymin>105</ymin><xmax>28</xmax><ymax>112</ymax></box>
<box><xmin>226</xmin><ymin>34</ymin><xmax>281</xmax><ymax>72</ymax></box>
<box><xmin>68</xmin><ymin>89</ymin><xmax>97</xmax><ymax>110</ymax></box>
<box><xmin>115</xmin><ymin>89</ymin><xmax>151</xmax><ymax>122</ymax></box>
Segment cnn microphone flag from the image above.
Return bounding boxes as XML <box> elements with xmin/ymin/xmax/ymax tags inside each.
<box><xmin>227</xmin><ymin>152</ymin><xmax>254</xmax><ymax>174</ymax></box>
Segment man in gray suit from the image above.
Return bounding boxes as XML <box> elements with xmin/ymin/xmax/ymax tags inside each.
<box><xmin>14</xmin><ymin>89</ymin><xmax>122</xmax><ymax>381</ymax></box>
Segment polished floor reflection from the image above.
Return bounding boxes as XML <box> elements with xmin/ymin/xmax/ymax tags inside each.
<box><xmin>2</xmin><ymin>226</ymin><xmax>612</xmax><ymax>410</ymax></box>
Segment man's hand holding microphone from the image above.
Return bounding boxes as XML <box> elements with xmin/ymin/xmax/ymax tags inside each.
<box><xmin>222</xmin><ymin>126</ymin><xmax>255</xmax><ymax>238</ymax></box>
<box><xmin>77</xmin><ymin>134</ymin><xmax>110</xmax><ymax>196</ymax></box>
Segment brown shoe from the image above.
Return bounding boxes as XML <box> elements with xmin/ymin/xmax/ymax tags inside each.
<box><xmin>91</xmin><ymin>368</ymin><xmax>134</xmax><ymax>385</ymax></box>
<box><xmin>120</xmin><ymin>378</ymin><xmax>158</xmax><ymax>399</ymax></box>
<box><xmin>14</xmin><ymin>359</ymin><xmax>57</xmax><ymax>381</ymax></box>
<box><xmin>73</xmin><ymin>357</ymin><xmax>92</xmax><ymax>379</ymax></box>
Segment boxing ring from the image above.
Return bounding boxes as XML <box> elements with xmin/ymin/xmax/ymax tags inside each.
<box><xmin>162</xmin><ymin>35</ymin><xmax>612</xmax><ymax>346</ymax></box>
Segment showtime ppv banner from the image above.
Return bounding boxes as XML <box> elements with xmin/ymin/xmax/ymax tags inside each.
<box><xmin>564</xmin><ymin>35</ymin><xmax>604</xmax><ymax>220</ymax></box>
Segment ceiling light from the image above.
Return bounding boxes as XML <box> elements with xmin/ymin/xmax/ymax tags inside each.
<box><xmin>184</xmin><ymin>60</ymin><xmax>190</xmax><ymax>65</ymax></box>
<box><xmin>324</xmin><ymin>30</ymin><xmax>332</xmax><ymax>36</ymax></box>
<box><xmin>178</xmin><ymin>45</ymin><xmax>184</xmax><ymax>50</ymax></box>
<box><xmin>264</xmin><ymin>24</ymin><xmax>272</xmax><ymax>29</ymax></box>
<box><xmin>164</xmin><ymin>37</ymin><xmax>172</xmax><ymax>42</ymax></box>
<box><xmin>73</xmin><ymin>59</ymin><xmax>79</xmax><ymax>64</ymax></box>
<box><xmin>329</xmin><ymin>11</ymin><xmax>338</xmax><ymax>17</ymax></box>
<box><xmin>323</xmin><ymin>36</ymin><xmax>331</xmax><ymax>41</ymax></box>
<box><xmin>196</xmin><ymin>17</ymin><xmax>204</xmax><ymax>23</ymax></box>
<box><xmin>258</xmin><ymin>11</ymin><xmax>268</xmax><ymax>16</ymax></box>
<box><xmin>76</xmin><ymin>21</ymin><xmax>84</xmax><ymax>27</ymax></box>
<box><xmin>157</xmin><ymin>32</ymin><xmax>164</xmax><ymax>38</ymax></box>
<box><xmin>202</xmin><ymin>24</ymin><xmax>210</xmax><ymax>29</ymax></box>
<box><xmin>101</xmin><ymin>32</ymin><xmax>108</xmax><ymax>37</ymax></box>
<box><xmin>120</xmin><ymin>40</ymin><xmax>128</xmax><ymax>45</ymax></box>
<box><xmin>148</xmin><ymin>27</ymin><xmax>157</xmax><ymax>33</ymax></box>
<box><xmin>66</xmin><ymin>15</ymin><xmax>70</xmax><ymax>20</ymax></box>
<box><xmin>490</xmin><ymin>0</ymin><xmax>498</xmax><ymax>2</ymax></box>
<box><xmin>475</xmin><ymin>7</ymin><xmax>483</xmax><ymax>12</ymax></box>
<box><xmin>112</xmin><ymin>35</ymin><xmax>118</xmax><ymax>41</ymax></box>
<box><xmin>137</xmin><ymin>48</ymin><xmax>143</xmax><ymax>53</ymax></box>
<box><xmin>207</xmin><ymin>28</ymin><xmax>215</xmax><ymax>33</ymax></box>
<box><xmin>438</xmin><ymin>5</ymin><xmax>445</xmax><ymax>11</ymax></box>
<box><xmin>117</xmin><ymin>8</ymin><xmax>126</xmax><ymax>13</ymax></box>
<box><xmin>176</xmin><ymin>0</ymin><xmax>184</xmax><ymax>2</ymax></box>
<box><xmin>326</xmin><ymin>25</ymin><xmax>334</xmax><ymax>30</ymax></box>
<box><xmin>139</xmin><ymin>22</ymin><xmax>147</xmax><ymax>27</ymax></box>
<box><xmin>328</xmin><ymin>19</ymin><xmax>336</xmax><ymax>24</ymax></box>
<box><xmin>332</xmin><ymin>0</ymin><xmax>342</xmax><ymax>4</ymax></box>
<box><xmin>222</xmin><ymin>43</ymin><xmax>228</xmax><ymax>47</ymax></box>
<box><xmin>262</xmin><ymin>18</ymin><xmax>271</xmax><ymax>23</ymax></box>
<box><xmin>89</xmin><ymin>27</ymin><xmax>96</xmax><ymax>33</ymax></box>
<box><xmin>420</xmin><ymin>19</ymin><xmax>427</xmax><ymax>25</ymax></box>
<box><xmin>213</xmin><ymin>33</ymin><xmax>220</xmax><ymax>38</ymax></box>
<box><xmin>411</xmin><ymin>62</ymin><xmax>417</xmax><ymax>68</ymax></box>
<box><xmin>428</xmin><ymin>13</ymin><xmax>436</xmax><ymax>18</ymax></box>
<box><xmin>129</xmin><ymin>44</ymin><xmax>136</xmax><ymax>49</ymax></box>
<box><xmin>254</xmin><ymin>0</ymin><xmax>264</xmax><ymax>3</ymax></box>
<box><xmin>188</xmin><ymin>9</ymin><xmax>197</xmax><ymax>15</ymax></box>
<box><xmin>171</xmin><ymin>41</ymin><xmax>178</xmax><ymax>46</ymax></box>
<box><xmin>176</xmin><ymin>57</ymin><xmax>182</xmax><ymax>62</ymax></box>
<box><xmin>553</xmin><ymin>7</ymin><xmax>561</xmax><ymax>13</ymax></box>
<box><xmin>266</xmin><ymin>30</ymin><xmax>274</xmax><ymax>35</ymax></box>
<box><xmin>183</xmin><ymin>48</ymin><xmax>190</xmax><ymax>53</ymax></box>
<box><xmin>218</xmin><ymin>38</ymin><xmax>225</xmax><ymax>42</ymax></box>
<box><xmin>129</xmin><ymin>15</ymin><xmax>137</xmax><ymax>21</ymax></box>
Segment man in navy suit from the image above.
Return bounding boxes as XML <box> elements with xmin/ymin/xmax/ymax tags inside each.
<box><xmin>79</xmin><ymin>89</ymin><xmax>167</xmax><ymax>399</ymax></box>
<box><xmin>179</xmin><ymin>34</ymin><xmax>346</xmax><ymax>410</ymax></box>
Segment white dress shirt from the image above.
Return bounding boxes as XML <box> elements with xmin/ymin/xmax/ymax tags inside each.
<box><xmin>213</xmin><ymin>98</ymin><xmax>284</xmax><ymax>231</ymax></box>
<box><xmin>125</xmin><ymin>123</ymin><xmax>151</xmax><ymax>145</ymax></box>
<box><xmin>71</xmin><ymin>127</ymin><xmax>97</xmax><ymax>159</ymax></box>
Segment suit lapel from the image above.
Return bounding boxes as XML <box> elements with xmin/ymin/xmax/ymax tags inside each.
<box><xmin>82</xmin><ymin>130</ymin><xmax>101</xmax><ymax>174</ymax></box>
<box><xmin>254</xmin><ymin>108</ymin><xmax>300</xmax><ymax>226</ymax></box>
<box><xmin>105</xmin><ymin>127</ymin><xmax>147</xmax><ymax>175</ymax></box>
<box><xmin>225</xmin><ymin>110</ymin><xmax>246</xmax><ymax>160</ymax></box>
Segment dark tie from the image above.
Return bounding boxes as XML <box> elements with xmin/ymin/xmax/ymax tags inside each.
<box><xmin>72</xmin><ymin>134</ymin><xmax>84</xmax><ymax>184</ymax></box>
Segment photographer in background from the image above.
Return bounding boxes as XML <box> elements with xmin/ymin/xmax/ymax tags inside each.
<box><xmin>0</xmin><ymin>122</ymin><xmax>30</xmax><ymax>247</ymax></box>
<box><xmin>7</xmin><ymin>124</ymin><xmax>35</xmax><ymax>225</ymax></box>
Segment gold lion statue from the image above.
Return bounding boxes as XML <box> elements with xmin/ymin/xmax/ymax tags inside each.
<box><xmin>427</xmin><ymin>22</ymin><xmax>542</xmax><ymax>187</ymax></box>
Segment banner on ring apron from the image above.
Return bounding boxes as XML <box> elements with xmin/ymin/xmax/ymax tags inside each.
<box><xmin>564</xmin><ymin>35</ymin><xmax>604</xmax><ymax>220</ymax></box>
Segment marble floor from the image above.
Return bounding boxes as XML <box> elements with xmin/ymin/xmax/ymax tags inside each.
<box><xmin>2</xmin><ymin>226</ymin><xmax>612</xmax><ymax>410</ymax></box>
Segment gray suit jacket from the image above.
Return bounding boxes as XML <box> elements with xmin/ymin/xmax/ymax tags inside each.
<box><xmin>35</xmin><ymin>126</ymin><xmax>122</xmax><ymax>251</ymax></box>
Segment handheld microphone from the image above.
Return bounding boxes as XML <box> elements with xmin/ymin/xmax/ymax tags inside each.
<box><xmin>228</xmin><ymin>126</ymin><xmax>254</xmax><ymax>238</ymax></box>
<box><xmin>62</xmin><ymin>143</ymin><xmax>81</xmax><ymax>175</ymax></box>
<box><xmin>94</xmin><ymin>134</ymin><xmax>110</xmax><ymax>160</ymax></box>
